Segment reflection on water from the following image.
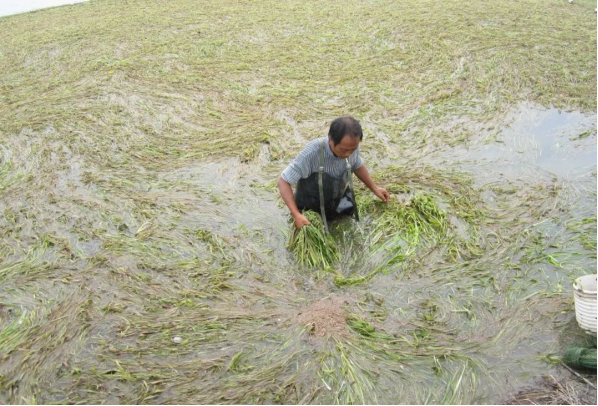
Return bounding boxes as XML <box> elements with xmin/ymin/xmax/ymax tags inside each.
<box><xmin>446</xmin><ymin>103</ymin><xmax>597</xmax><ymax>182</ymax></box>
<box><xmin>532</xmin><ymin>110</ymin><xmax>597</xmax><ymax>176</ymax></box>
<box><xmin>488</xmin><ymin>104</ymin><xmax>596</xmax><ymax>177</ymax></box>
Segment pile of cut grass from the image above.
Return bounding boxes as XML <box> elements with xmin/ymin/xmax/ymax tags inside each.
<box><xmin>286</xmin><ymin>189</ymin><xmax>457</xmax><ymax>283</ymax></box>
<box><xmin>361</xmin><ymin>192</ymin><xmax>450</xmax><ymax>245</ymax></box>
<box><xmin>330</xmin><ymin>164</ymin><xmax>487</xmax><ymax>285</ymax></box>
<box><xmin>286</xmin><ymin>163</ymin><xmax>488</xmax><ymax>285</ymax></box>
<box><xmin>287</xmin><ymin>210</ymin><xmax>339</xmax><ymax>268</ymax></box>
<box><xmin>332</xmin><ymin>191</ymin><xmax>454</xmax><ymax>286</ymax></box>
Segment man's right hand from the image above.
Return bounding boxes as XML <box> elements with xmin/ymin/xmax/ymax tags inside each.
<box><xmin>293</xmin><ymin>213</ymin><xmax>311</xmax><ymax>229</ymax></box>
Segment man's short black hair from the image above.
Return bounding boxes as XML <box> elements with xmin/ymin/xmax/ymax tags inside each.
<box><xmin>328</xmin><ymin>116</ymin><xmax>363</xmax><ymax>146</ymax></box>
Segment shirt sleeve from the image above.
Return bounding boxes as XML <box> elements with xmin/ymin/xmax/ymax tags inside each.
<box><xmin>280</xmin><ymin>142</ymin><xmax>319</xmax><ymax>185</ymax></box>
<box><xmin>351</xmin><ymin>148</ymin><xmax>364</xmax><ymax>171</ymax></box>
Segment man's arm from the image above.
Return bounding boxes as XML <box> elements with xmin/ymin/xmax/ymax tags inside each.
<box><xmin>353</xmin><ymin>166</ymin><xmax>390</xmax><ymax>202</ymax></box>
<box><xmin>277</xmin><ymin>177</ymin><xmax>311</xmax><ymax>228</ymax></box>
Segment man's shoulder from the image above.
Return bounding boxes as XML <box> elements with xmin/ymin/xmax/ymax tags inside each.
<box><xmin>304</xmin><ymin>137</ymin><xmax>326</xmax><ymax>148</ymax></box>
<box><xmin>298</xmin><ymin>137</ymin><xmax>325</xmax><ymax>157</ymax></box>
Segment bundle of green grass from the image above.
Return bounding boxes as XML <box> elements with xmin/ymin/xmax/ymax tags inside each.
<box><xmin>288</xmin><ymin>211</ymin><xmax>339</xmax><ymax>268</ymax></box>
<box><xmin>358</xmin><ymin>192</ymin><xmax>451</xmax><ymax>249</ymax></box>
<box><xmin>288</xmin><ymin>191</ymin><xmax>459</xmax><ymax>276</ymax></box>
<box><xmin>564</xmin><ymin>343</ymin><xmax>597</xmax><ymax>370</ymax></box>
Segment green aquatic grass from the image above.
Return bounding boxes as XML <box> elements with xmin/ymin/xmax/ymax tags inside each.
<box><xmin>333</xmin><ymin>164</ymin><xmax>487</xmax><ymax>286</ymax></box>
<box><xmin>332</xmin><ymin>192</ymin><xmax>451</xmax><ymax>285</ymax></box>
<box><xmin>287</xmin><ymin>211</ymin><xmax>339</xmax><ymax>268</ymax></box>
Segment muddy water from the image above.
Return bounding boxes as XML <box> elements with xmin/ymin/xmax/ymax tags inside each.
<box><xmin>169</xmin><ymin>105</ymin><xmax>596</xmax><ymax>401</ymax></box>
<box><xmin>194</xmin><ymin>104</ymin><xmax>597</xmax><ymax>402</ymax></box>
<box><xmin>0</xmin><ymin>103</ymin><xmax>596</xmax><ymax>404</ymax></box>
<box><xmin>455</xmin><ymin>104</ymin><xmax>597</xmax><ymax>178</ymax></box>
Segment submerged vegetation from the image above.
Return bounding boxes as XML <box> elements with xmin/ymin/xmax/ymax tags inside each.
<box><xmin>0</xmin><ymin>0</ymin><xmax>596</xmax><ymax>404</ymax></box>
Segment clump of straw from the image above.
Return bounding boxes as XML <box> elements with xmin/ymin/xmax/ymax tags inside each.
<box><xmin>288</xmin><ymin>211</ymin><xmax>339</xmax><ymax>268</ymax></box>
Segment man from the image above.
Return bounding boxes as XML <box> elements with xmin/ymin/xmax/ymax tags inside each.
<box><xmin>278</xmin><ymin>116</ymin><xmax>390</xmax><ymax>229</ymax></box>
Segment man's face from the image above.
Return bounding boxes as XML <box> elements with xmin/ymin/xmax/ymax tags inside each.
<box><xmin>329</xmin><ymin>135</ymin><xmax>360</xmax><ymax>159</ymax></box>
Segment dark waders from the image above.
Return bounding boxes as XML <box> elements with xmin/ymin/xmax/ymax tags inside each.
<box><xmin>294</xmin><ymin>140</ymin><xmax>359</xmax><ymax>233</ymax></box>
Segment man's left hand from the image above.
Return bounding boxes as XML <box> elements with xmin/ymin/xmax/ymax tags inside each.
<box><xmin>374</xmin><ymin>187</ymin><xmax>390</xmax><ymax>202</ymax></box>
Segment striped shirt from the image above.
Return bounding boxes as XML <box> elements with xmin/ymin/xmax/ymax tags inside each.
<box><xmin>281</xmin><ymin>137</ymin><xmax>364</xmax><ymax>185</ymax></box>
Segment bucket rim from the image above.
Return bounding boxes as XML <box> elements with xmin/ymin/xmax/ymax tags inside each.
<box><xmin>573</xmin><ymin>274</ymin><xmax>597</xmax><ymax>294</ymax></box>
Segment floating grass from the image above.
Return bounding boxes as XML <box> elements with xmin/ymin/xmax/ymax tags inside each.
<box><xmin>359</xmin><ymin>164</ymin><xmax>489</xmax><ymax>260</ymax></box>
<box><xmin>287</xmin><ymin>211</ymin><xmax>339</xmax><ymax>268</ymax></box>
<box><xmin>333</xmin><ymin>189</ymin><xmax>459</xmax><ymax>286</ymax></box>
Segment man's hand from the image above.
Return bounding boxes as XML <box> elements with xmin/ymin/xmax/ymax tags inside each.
<box><xmin>279</xmin><ymin>177</ymin><xmax>310</xmax><ymax>228</ymax></box>
<box><xmin>374</xmin><ymin>187</ymin><xmax>390</xmax><ymax>202</ymax></box>
<box><xmin>353</xmin><ymin>166</ymin><xmax>390</xmax><ymax>203</ymax></box>
<box><xmin>293</xmin><ymin>212</ymin><xmax>311</xmax><ymax>228</ymax></box>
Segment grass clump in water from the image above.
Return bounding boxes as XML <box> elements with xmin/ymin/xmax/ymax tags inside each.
<box><xmin>333</xmin><ymin>191</ymin><xmax>455</xmax><ymax>286</ymax></box>
<box><xmin>287</xmin><ymin>211</ymin><xmax>339</xmax><ymax>269</ymax></box>
<box><xmin>331</xmin><ymin>161</ymin><xmax>498</xmax><ymax>286</ymax></box>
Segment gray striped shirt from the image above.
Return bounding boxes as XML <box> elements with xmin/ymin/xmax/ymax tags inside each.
<box><xmin>281</xmin><ymin>137</ymin><xmax>364</xmax><ymax>185</ymax></box>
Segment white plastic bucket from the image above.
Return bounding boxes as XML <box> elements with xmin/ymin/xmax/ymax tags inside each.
<box><xmin>573</xmin><ymin>274</ymin><xmax>597</xmax><ymax>334</ymax></box>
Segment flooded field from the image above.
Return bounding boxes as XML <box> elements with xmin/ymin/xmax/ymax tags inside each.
<box><xmin>0</xmin><ymin>0</ymin><xmax>596</xmax><ymax>404</ymax></box>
